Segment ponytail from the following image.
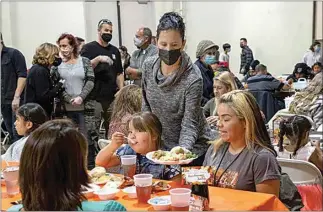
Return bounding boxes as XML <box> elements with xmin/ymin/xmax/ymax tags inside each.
<box><xmin>293</xmin><ymin>137</ymin><xmax>302</xmax><ymax>156</ymax></box>
<box><xmin>278</xmin><ymin>120</ymin><xmax>286</xmax><ymax>152</ymax></box>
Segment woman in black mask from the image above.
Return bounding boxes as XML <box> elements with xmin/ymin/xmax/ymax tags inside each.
<box><xmin>24</xmin><ymin>43</ymin><xmax>64</xmax><ymax>117</ymax></box>
<box><xmin>141</xmin><ymin>12</ymin><xmax>217</xmax><ymax>166</ymax></box>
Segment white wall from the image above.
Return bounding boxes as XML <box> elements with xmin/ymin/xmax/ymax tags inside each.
<box><xmin>83</xmin><ymin>2</ymin><xmax>119</xmax><ymax>47</ymax></box>
<box><xmin>184</xmin><ymin>2</ymin><xmax>313</xmax><ymax>77</ymax></box>
<box><xmin>316</xmin><ymin>1</ymin><xmax>322</xmax><ymax>40</ymax></box>
<box><xmin>1</xmin><ymin>1</ymin><xmax>314</xmax><ymax>76</ymax></box>
<box><xmin>1</xmin><ymin>2</ymin><xmax>86</xmax><ymax>68</ymax></box>
<box><xmin>119</xmin><ymin>1</ymin><xmax>156</xmax><ymax>54</ymax></box>
<box><xmin>0</xmin><ymin>2</ymin><xmax>14</xmax><ymax>46</ymax></box>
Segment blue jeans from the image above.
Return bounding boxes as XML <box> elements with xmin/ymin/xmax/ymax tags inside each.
<box><xmin>1</xmin><ymin>104</ymin><xmax>21</xmax><ymax>144</ymax></box>
<box><xmin>66</xmin><ymin>111</ymin><xmax>87</xmax><ymax>138</ymax></box>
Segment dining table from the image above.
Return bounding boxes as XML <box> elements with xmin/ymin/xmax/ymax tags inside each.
<box><xmin>274</xmin><ymin>89</ymin><xmax>296</xmax><ymax>99</ymax></box>
<box><xmin>1</xmin><ymin>161</ymin><xmax>288</xmax><ymax>211</ymax></box>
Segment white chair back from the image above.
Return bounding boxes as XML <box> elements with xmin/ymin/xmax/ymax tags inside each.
<box><xmin>278</xmin><ymin>158</ymin><xmax>322</xmax><ymax>185</ymax></box>
<box><xmin>98</xmin><ymin>139</ymin><xmax>110</xmax><ymax>150</ymax></box>
<box><xmin>1</xmin><ymin>117</ymin><xmax>10</xmax><ymax>150</ymax></box>
<box><xmin>97</xmin><ymin>139</ymin><xmax>126</xmax><ymax>150</ymax></box>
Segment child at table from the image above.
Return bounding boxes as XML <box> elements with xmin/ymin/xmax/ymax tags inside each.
<box><xmin>7</xmin><ymin>119</ymin><xmax>126</xmax><ymax>211</ymax></box>
<box><xmin>96</xmin><ymin>112</ymin><xmax>180</xmax><ymax>180</ymax></box>
<box><xmin>309</xmin><ymin>62</ymin><xmax>322</xmax><ymax>80</ymax></box>
<box><xmin>1</xmin><ymin>103</ymin><xmax>48</xmax><ymax>162</ymax></box>
<box><xmin>286</xmin><ymin>62</ymin><xmax>310</xmax><ymax>84</ymax></box>
<box><xmin>276</xmin><ymin>115</ymin><xmax>323</xmax><ymax>172</ymax></box>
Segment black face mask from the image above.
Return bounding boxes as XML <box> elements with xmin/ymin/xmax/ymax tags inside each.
<box><xmin>101</xmin><ymin>33</ymin><xmax>112</xmax><ymax>43</ymax></box>
<box><xmin>52</xmin><ymin>57</ymin><xmax>62</xmax><ymax>67</ymax></box>
<box><xmin>240</xmin><ymin>44</ymin><xmax>244</xmax><ymax>48</ymax></box>
<box><xmin>159</xmin><ymin>48</ymin><xmax>181</xmax><ymax>66</ymax></box>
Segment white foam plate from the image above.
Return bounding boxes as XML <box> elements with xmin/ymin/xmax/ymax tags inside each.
<box><xmin>146</xmin><ymin>151</ymin><xmax>197</xmax><ymax>165</ymax></box>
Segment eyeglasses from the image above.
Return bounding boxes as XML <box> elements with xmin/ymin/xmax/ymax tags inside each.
<box><xmin>98</xmin><ymin>19</ymin><xmax>112</xmax><ymax>28</ymax></box>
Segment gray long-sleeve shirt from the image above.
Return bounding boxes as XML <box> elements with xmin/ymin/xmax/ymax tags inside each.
<box><xmin>141</xmin><ymin>52</ymin><xmax>217</xmax><ymax>157</ymax></box>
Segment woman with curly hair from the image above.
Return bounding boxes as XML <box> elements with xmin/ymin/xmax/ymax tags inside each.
<box><xmin>24</xmin><ymin>43</ymin><xmax>64</xmax><ymax>116</ymax></box>
<box><xmin>107</xmin><ymin>84</ymin><xmax>142</xmax><ymax>138</ymax></box>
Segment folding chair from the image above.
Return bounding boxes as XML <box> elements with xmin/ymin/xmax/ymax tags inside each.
<box><xmin>97</xmin><ymin>139</ymin><xmax>126</xmax><ymax>150</ymax></box>
<box><xmin>97</xmin><ymin>139</ymin><xmax>124</xmax><ymax>174</ymax></box>
<box><xmin>277</xmin><ymin>158</ymin><xmax>322</xmax><ymax>210</ymax></box>
<box><xmin>99</xmin><ymin>119</ymin><xmax>105</xmax><ymax>134</ymax></box>
<box><xmin>98</xmin><ymin>139</ymin><xmax>110</xmax><ymax>150</ymax></box>
<box><xmin>1</xmin><ymin>117</ymin><xmax>10</xmax><ymax>151</ymax></box>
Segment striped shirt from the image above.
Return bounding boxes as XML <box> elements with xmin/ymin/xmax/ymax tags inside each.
<box><xmin>240</xmin><ymin>46</ymin><xmax>254</xmax><ymax>73</ymax></box>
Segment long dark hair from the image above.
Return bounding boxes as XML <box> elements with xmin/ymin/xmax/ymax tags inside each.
<box><xmin>19</xmin><ymin>119</ymin><xmax>89</xmax><ymax>211</ymax></box>
<box><xmin>16</xmin><ymin>103</ymin><xmax>48</xmax><ymax>135</ymax></box>
<box><xmin>278</xmin><ymin>115</ymin><xmax>312</xmax><ymax>156</ymax></box>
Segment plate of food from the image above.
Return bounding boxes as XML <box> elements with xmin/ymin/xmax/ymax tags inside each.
<box><xmin>89</xmin><ymin>167</ymin><xmax>124</xmax><ymax>185</ymax></box>
<box><xmin>146</xmin><ymin>147</ymin><xmax>198</xmax><ymax>165</ymax></box>
<box><xmin>152</xmin><ymin>181</ymin><xmax>171</xmax><ymax>192</ymax></box>
<box><xmin>81</xmin><ymin>183</ymin><xmax>101</xmax><ymax>198</ymax></box>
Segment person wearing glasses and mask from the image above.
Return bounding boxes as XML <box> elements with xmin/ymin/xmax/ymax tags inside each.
<box><xmin>81</xmin><ymin>19</ymin><xmax>124</xmax><ymax>138</ymax></box>
<box><xmin>141</xmin><ymin>12</ymin><xmax>217</xmax><ymax>166</ymax></box>
<box><xmin>126</xmin><ymin>27</ymin><xmax>158</xmax><ymax>86</ymax></box>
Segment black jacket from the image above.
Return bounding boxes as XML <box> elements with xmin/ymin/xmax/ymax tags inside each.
<box><xmin>24</xmin><ymin>64</ymin><xmax>63</xmax><ymax>116</ymax></box>
<box><xmin>1</xmin><ymin>46</ymin><xmax>27</xmax><ymax>104</ymax></box>
<box><xmin>195</xmin><ymin>60</ymin><xmax>214</xmax><ymax>106</ymax></box>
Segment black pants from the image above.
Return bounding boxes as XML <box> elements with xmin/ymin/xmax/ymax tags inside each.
<box><xmin>1</xmin><ymin>104</ymin><xmax>21</xmax><ymax>144</ymax></box>
<box><xmin>87</xmin><ymin>144</ymin><xmax>96</xmax><ymax>170</ymax></box>
<box><xmin>99</xmin><ymin>99</ymin><xmax>114</xmax><ymax>138</ymax></box>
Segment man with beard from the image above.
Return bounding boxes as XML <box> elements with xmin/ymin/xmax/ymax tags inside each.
<box><xmin>239</xmin><ymin>38</ymin><xmax>254</xmax><ymax>76</ymax></box>
<box><xmin>1</xmin><ymin>32</ymin><xmax>27</xmax><ymax>144</ymax></box>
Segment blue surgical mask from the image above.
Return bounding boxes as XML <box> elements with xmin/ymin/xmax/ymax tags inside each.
<box><xmin>204</xmin><ymin>55</ymin><xmax>216</xmax><ymax>65</ymax></box>
<box><xmin>314</xmin><ymin>46</ymin><xmax>321</xmax><ymax>53</ymax></box>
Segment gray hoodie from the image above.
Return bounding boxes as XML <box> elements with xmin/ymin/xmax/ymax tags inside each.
<box><xmin>142</xmin><ymin>52</ymin><xmax>217</xmax><ymax>157</ymax></box>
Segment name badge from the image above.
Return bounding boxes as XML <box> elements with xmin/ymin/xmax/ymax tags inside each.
<box><xmin>112</xmin><ymin>54</ymin><xmax>116</xmax><ymax>60</ymax></box>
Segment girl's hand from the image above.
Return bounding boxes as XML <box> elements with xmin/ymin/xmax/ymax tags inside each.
<box><xmin>111</xmin><ymin>132</ymin><xmax>125</xmax><ymax>149</ymax></box>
